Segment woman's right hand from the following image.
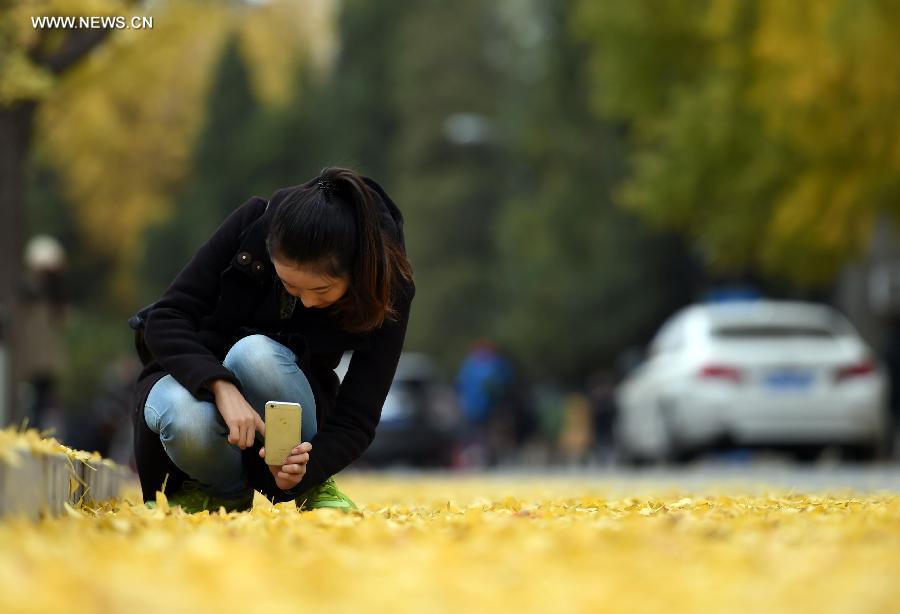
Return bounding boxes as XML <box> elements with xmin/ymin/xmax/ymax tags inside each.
<box><xmin>209</xmin><ymin>379</ymin><xmax>265</xmax><ymax>449</ymax></box>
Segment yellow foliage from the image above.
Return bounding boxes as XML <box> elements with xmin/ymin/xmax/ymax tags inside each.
<box><xmin>748</xmin><ymin>0</ymin><xmax>900</xmax><ymax>280</ymax></box>
<box><xmin>0</xmin><ymin>472</ymin><xmax>897</xmax><ymax>612</ymax></box>
<box><xmin>4</xmin><ymin>1</ymin><xmax>339</xmax><ymax>306</ymax></box>
<box><xmin>1</xmin><ymin>0</ymin><xmax>128</xmax><ymax>104</ymax></box>
<box><xmin>0</xmin><ymin>424</ymin><xmax>104</xmax><ymax>463</ymax></box>
<box><xmin>235</xmin><ymin>0</ymin><xmax>339</xmax><ymax>108</ymax></box>
<box><xmin>1</xmin><ymin>427</ymin><xmax>898</xmax><ymax>612</ymax></box>
<box><xmin>575</xmin><ymin>0</ymin><xmax>900</xmax><ymax>282</ymax></box>
<box><xmin>34</xmin><ymin>3</ymin><xmax>230</xmax><ymax>305</ymax></box>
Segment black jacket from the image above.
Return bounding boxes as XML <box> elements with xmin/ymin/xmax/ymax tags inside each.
<box><xmin>129</xmin><ymin>176</ymin><xmax>414</xmax><ymax>503</ymax></box>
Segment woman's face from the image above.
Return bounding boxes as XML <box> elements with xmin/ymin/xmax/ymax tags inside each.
<box><xmin>271</xmin><ymin>256</ymin><xmax>350</xmax><ymax>309</ymax></box>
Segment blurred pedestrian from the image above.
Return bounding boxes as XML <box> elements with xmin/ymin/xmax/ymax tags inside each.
<box><xmin>18</xmin><ymin>235</ymin><xmax>68</xmax><ymax>435</ymax></box>
<box><xmin>455</xmin><ymin>340</ymin><xmax>515</xmax><ymax>467</ymax></box>
<box><xmin>586</xmin><ymin>369</ymin><xmax>618</xmax><ymax>464</ymax></box>
<box><xmin>557</xmin><ymin>392</ymin><xmax>594</xmax><ymax>467</ymax></box>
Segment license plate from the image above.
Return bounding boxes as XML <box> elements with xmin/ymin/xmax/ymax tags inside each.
<box><xmin>765</xmin><ymin>370</ymin><xmax>813</xmax><ymax>390</ymax></box>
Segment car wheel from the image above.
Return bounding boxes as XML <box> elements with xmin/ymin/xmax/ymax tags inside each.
<box><xmin>841</xmin><ymin>438</ymin><xmax>891</xmax><ymax>463</ymax></box>
<box><xmin>613</xmin><ymin>443</ymin><xmax>652</xmax><ymax>468</ymax></box>
<box><xmin>667</xmin><ymin>445</ymin><xmax>697</xmax><ymax>466</ymax></box>
<box><xmin>840</xmin><ymin>444</ymin><xmax>877</xmax><ymax>463</ymax></box>
<box><xmin>791</xmin><ymin>445</ymin><xmax>823</xmax><ymax>463</ymax></box>
<box><xmin>620</xmin><ymin>453</ymin><xmax>653</xmax><ymax>468</ymax></box>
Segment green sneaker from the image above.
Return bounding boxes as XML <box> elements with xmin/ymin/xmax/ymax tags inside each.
<box><xmin>295</xmin><ymin>476</ymin><xmax>358</xmax><ymax>511</ymax></box>
<box><xmin>148</xmin><ymin>479</ymin><xmax>253</xmax><ymax>514</ymax></box>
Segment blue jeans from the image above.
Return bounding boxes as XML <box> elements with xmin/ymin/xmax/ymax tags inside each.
<box><xmin>144</xmin><ymin>334</ymin><xmax>318</xmax><ymax>499</ymax></box>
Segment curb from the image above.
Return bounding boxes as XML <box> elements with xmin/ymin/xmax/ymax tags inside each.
<box><xmin>0</xmin><ymin>431</ymin><xmax>133</xmax><ymax>520</ymax></box>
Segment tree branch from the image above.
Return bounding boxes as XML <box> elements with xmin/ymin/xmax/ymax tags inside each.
<box><xmin>31</xmin><ymin>29</ymin><xmax>115</xmax><ymax>75</ymax></box>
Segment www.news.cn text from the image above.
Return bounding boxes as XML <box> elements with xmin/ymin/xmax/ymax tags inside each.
<box><xmin>31</xmin><ymin>15</ymin><xmax>153</xmax><ymax>30</ymax></box>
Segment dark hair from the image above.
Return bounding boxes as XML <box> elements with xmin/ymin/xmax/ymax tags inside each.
<box><xmin>265</xmin><ymin>167</ymin><xmax>414</xmax><ymax>333</ymax></box>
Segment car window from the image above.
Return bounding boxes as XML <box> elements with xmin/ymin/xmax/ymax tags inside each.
<box><xmin>710</xmin><ymin>308</ymin><xmax>854</xmax><ymax>340</ymax></box>
<box><xmin>712</xmin><ymin>325</ymin><xmax>835</xmax><ymax>339</ymax></box>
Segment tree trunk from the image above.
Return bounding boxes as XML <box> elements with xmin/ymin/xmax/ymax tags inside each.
<box><xmin>0</xmin><ymin>102</ymin><xmax>36</xmax><ymax>426</ymax></box>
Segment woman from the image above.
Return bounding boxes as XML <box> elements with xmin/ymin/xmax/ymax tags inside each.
<box><xmin>129</xmin><ymin>167</ymin><xmax>415</xmax><ymax>513</ymax></box>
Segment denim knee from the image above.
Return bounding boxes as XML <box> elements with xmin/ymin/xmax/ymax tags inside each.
<box><xmin>144</xmin><ymin>375</ymin><xmax>226</xmax><ymax>461</ymax></box>
<box><xmin>223</xmin><ymin>334</ymin><xmax>316</xmax><ymax>413</ymax></box>
<box><xmin>225</xmin><ymin>334</ymin><xmax>295</xmax><ymax>382</ymax></box>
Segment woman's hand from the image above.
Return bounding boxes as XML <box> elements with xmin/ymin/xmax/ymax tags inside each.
<box><xmin>209</xmin><ymin>379</ymin><xmax>265</xmax><ymax>449</ymax></box>
<box><xmin>259</xmin><ymin>442</ymin><xmax>312</xmax><ymax>491</ymax></box>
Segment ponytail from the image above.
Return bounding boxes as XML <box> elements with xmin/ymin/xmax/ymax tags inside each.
<box><xmin>266</xmin><ymin>166</ymin><xmax>414</xmax><ymax>333</ymax></box>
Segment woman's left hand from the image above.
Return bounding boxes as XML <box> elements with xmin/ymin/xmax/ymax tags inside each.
<box><xmin>259</xmin><ymin>442</ymin><xmax>312</xmax><ymax>491</ymax></box>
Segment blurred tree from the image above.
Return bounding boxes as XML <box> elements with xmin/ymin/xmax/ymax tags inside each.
<box><xmin>750</xmin><ymin>0</ymin><xmax>900</xmax><ymax>279</ymax></box>
<box><xmin>239</xmin><ymin>0</ymin><xmax>400</xmax><ymax>197</ymax></box>
<box><xmin>494</xmin><ymin>0</ymin><xmax>694</xmax><ymax>381</ymax></box>
<box><xmin>1</xmin><ymin>0</ymin><xmax>337</xmax><ymax>424</ymax></box>
<box><xmin>136</xmin><ymin>0</ymin><xmax>394</xmax><ymax>303</ymax></box>
<box><xmin>285</xmin><ymin>0</ymin><xmax>697</xmax><ymax>382</ymax></box>
<box><xmin>311</xmin><ymin>0</ymin><xmax>404</xmax><ymax>180</ymax></box>
<box><xmin>36</xmin><ymin>1</ymin><xmax>338</xmax><ymax>306</ymax></box>
<box><xmin>0</xmin><ymin>0</ymin><xmax>134</xmax><ymax>423</ymax></box>
<box><xmin>573</xmin><ymin>0</ymin><xmax>900</xmax><ymax>285</ymax></box>
<box><xmin>139</xmin><ymin>35</ymin><xmax>267</xmax><ymax>298</ymax></box>
<box><xmin>388</xmin><ymin>0</ymin><xmax>512</xmax><ymax>370</ymax></box>
<box><xmin>136</xmin><ymin>1</ymin><xmax>348</xmax><ymax>303</ymax></box>
<box><xmin>36</xmin><ymin>3</ymin><xmax>230</xmax><ymax>306</ymax></box>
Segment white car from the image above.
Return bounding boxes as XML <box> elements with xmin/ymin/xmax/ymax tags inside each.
<box><xmin>615</xmin><ymin>300</ymin><xmax>892</xmax><ymax>463</ymax></box>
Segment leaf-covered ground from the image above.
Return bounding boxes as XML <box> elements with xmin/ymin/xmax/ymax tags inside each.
<box><xmin>0</xmin><ymin>475</ymin><xmax>897</xmax><ymax>613</ymax></box>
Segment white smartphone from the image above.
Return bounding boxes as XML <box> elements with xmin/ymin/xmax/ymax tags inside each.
<box><xmin>264</xmin><ymin>401</ymin><xmax>302</xmax><ymax>466</ymax></box>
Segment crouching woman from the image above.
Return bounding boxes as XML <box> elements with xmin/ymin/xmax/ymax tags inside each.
<box><xmin>130</xmin><ymin>167</ymin><xmax>415</xmax><ymax>513</ymax></box>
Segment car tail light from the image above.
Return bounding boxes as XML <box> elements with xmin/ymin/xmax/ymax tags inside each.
<box><xmin>698</xmin><ymin>364</ymin><xmax>743</xmax><ymax>383</ymax></box>
<box><xmin>834</xmin><ymin>359</ymin><xmax>876</xmax><ymax>382</ymax></box>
